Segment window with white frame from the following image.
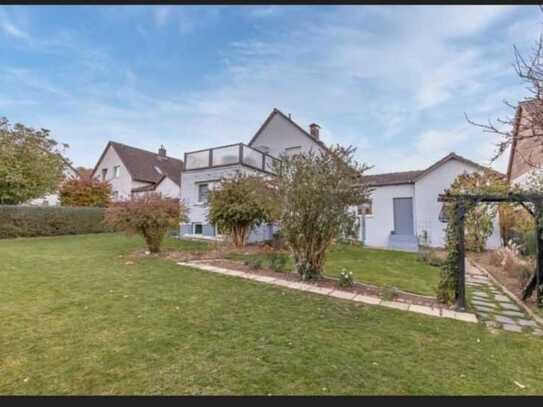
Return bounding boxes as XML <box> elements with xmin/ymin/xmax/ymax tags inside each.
<box><xmin>198</xmin><ymin>183</ymin><xmax>209</xmax><ymax>203</ymax></box>
<box><xmin>112</xmin><ymin>191</ymin><xmax>119</xmax><ymax>201</ymax></box>
<box><xmin>113</xmin><ymin>165</ymin><xmax>120</xmax><ymax>178</ymax></box>
<box><xmin>101</xmin><ymin>168</ymin><xmax>108</xmax><ymax>181</ymax></box>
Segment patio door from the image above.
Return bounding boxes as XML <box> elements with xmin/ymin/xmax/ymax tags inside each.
<box><xmin>393</xmin><ymin>197</ymin><xmax>414</xmax><ymax>235</ymax></box>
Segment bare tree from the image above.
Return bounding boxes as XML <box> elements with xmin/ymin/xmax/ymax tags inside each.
<box><xmin>466</xmin><ymin>7</ymin><xmax>543</xmax><ymax>169</ymax></box>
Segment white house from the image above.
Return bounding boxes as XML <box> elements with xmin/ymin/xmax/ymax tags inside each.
<box><xmin>180</xmin><ymin>108</ymin><xmax>327</xmax><ymax>238</ymax></box>
<box><xmin>27</xmin><ymin>158</ymin><xmax>79</xmax><ymax>206</ymax></box>
<box><xmin>361</xmin><ymin>153</ymin><xmax>502</xmax><ymax>251</ymax></box>
<box><xmin>92</xmin><ymin>141</ymin><xmax>183</xmax><ymax>201</ymax></box>
<box><xmin>180</xmin><ymin>108</ymin><xmax>502</xmax><ymax>250</ymax></box>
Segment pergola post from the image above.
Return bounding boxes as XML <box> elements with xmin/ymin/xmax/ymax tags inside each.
<box><xmin>522</xmin><ymin>200</ymin><xmax>543</xmax><ymax>306</ymax></box>
<box><xmin>534</xmin><ymin>201</ymin><xmax>543</xmax><ymax>306</ymax></box>
<box><xmin>455</xmin><ymin>200</ymin><xmax>466</xmax><ymax>311</ymax></box>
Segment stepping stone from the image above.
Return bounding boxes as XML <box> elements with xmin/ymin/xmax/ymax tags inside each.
<box><xmin>502</xmin><ymin>324</ymin><xmax>522</xmax><ymax>333</ymax></box>
<box><xmin>454</xmin><ymin>311</ymin><xmax>478</xmax><ymax>323</ymax></box>
<box><xmin>518</xmin><ymin>319</ymin><xmax>538</xmax><ymax>327</ymax></box>
<box><xmin>381</xmin><ymin>301</ymin><xmax>410</xmax><ymax>311</ymax></box>
<box><xmin>494</xmin><ymin>294</ymin><xmax>511</xmax><ymax>302</ymax></box>
<box><xmin>474</xmin><ymin>305</ymin><xmax>496</xmax><ymax>313</ymax></box>
<box><xmin>472</xmin><ymin>300</ymin><xmax>496</xmax><ymax>308</ymax></box>
<box><xmin>477</xmin><ymin>312</ymin><xmax>490</xmax><ymax>319</ymax></box>
<box><xmin>409</xmin><ymin>304</ymin><xmax>440</xmax><ymax>317</ymax></box>
<box><xmin>495</xmin><ymin>315</ymin><xmax>516</xmax><ymax>324</ymax></box>
<box><xmin>532</xmin><ymin>329</ymin><xmax>543</xmax><ymax>336</ymax></box>
<box><xmin>352</xmin><ymin>294</ymin><xmax>380</xmax><ymax>305</ymax></box>
<box><xmin>329</xmin><ymin>290</ymin><xmax>357</xmax><ymax>301</ymax></box>
<box><xmin>500</xmin><ymin>310</ymin><xmax>525</xmax><ymax>318</ymax></box>
<box><xmin>473</xmin><ymin>291</ymin><xmax>488</xmax><ymax>298</ymax></box>
<box><xmin>500</xmin><ymin>302</ymin><xmax>521</xmax><ymax>311</ymax></box>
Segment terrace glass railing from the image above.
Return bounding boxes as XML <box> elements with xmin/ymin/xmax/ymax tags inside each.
<box><xmin>184</xmin><ymin>143</ymin><xmax>281</xmax><ymax>175</ymax></box>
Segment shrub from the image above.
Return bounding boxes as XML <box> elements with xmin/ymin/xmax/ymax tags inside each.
<box><xmin>105</xmin><ymin>193</ymin><xmax>187</xmax><ymax>253</ymax></box>
<box><xmin>380</xmin><ymin>286</ymin><xmax>399</xmax><ymax>301</ymax></box>
<box><xmin>513</xmin><ymin>263</ymin><xmax>534</xmax><ymax>286</ymax></box>
<box><xmin>208</xmin><ymin>174</ymin><xmax>278</xmax><ymax>249</ymax></box>
<box><xmin>59</xmin><ymin>177</ymin><xmax>112</xmax><ymax>207</ymax></box>
<box><xmin>276</xmin><ymin>145</ymin><xmax>371</xmax><ymax>280</ymax></box>
<box><xmin>0</xmin><ymin>205</ymin><xmax>111</xmax><ymax>239</ymax></box>
<box><xmin>244</xmin><ymin>257</ymin><xmax>263</xmax><ymax>271</ymax></box>
<box><xmin>338</xmin><ymin>269</ymin><xmax>354</xmax><ymax>288</ymax></box>
<box><xmin>417</xmin><ymin>249</ymin><xmax>444</xmax><ymax>267</ymax></box>
<box><xmin>268</xmin><ymin>253</ymin><xmax>288</xmax><ymax>273</ymax></box>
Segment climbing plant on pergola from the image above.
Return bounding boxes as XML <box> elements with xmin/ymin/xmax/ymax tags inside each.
<box><xmin>438</xmin><ymin>192</ymin><xmax>543</xmax><ymax>311</ymax></box>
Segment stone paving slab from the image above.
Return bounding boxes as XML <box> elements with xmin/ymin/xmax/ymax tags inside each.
<box><xmin>503</xmin><ymin>324</ymin><xmax>522</xmax><ymax>333</ymax></box>
<box><xmin>352</xmin><ymin>294</ymin><xmax>381</xmax><ymax>305</ymax></box>
<box><xmin>467</xmin><ymin>259</ymin><xmax>543</xmax><ymax>336</ymax></box>
<box><xmin>500</xmin><ymin>310</ymin><xmax>525</xmax><ymax>318</ymax></box>
<box><xmin>500</xmin><ymin>302</ymin><xmax>521</xmax><ymax>311</ymax></box>
<box><xmin>177</xmin><ymin>261</ymin><xmax>477</xmax><ymax>324</ymax></box>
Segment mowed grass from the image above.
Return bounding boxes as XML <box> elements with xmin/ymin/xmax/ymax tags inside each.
<box><xmin>1</xmin><ymin>233</ymin><xmax>542</xmax><ymax>395</ymax></box>
<box><xmin>227</xmin><ymin>243</ymin><xmax>440</xmax><ymax>296</ymax></box>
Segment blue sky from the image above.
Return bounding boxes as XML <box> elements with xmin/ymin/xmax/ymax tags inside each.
<box><xmin>0</xmin><ymin>5</ymin><xmax>540</xmax><ymax>173</ymax></box>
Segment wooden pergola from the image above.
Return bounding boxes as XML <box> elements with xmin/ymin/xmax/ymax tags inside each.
<box><xmin>438</xmin><ymin>192</ymin><xmax>543</xmax><ymax>311</ymax></box>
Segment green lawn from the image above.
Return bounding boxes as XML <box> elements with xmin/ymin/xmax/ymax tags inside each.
<box><xmin>226</xmin><ymin>243</ymin><xmax>440</xmax><ymax>296</ymax></box>
<box><xmin>1</xmin><ymin>233</ymin><xmax>542</xmax><ymax>395</ymax></box>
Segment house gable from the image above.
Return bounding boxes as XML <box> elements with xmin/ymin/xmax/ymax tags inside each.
<box><xmin>248</xmin><ymin>109</ymin><xmax>328</xmax><ymax>158</ymax></box>
<box><xmin>507</xmin><ymin>101</ymin><xmax>543</xmax><ymax>183</ymax></box>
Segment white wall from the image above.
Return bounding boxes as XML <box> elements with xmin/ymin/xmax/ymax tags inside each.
<box><xmin>249</xmin><ymin>113</ymin><xmax>325</xmax><ymax>158</ymax></box>
<box><xmin>181</xmin><ymin>165</ymin><xmax>261</xmax><ymax>224</ymax></box>
<box><xmin>93</xmin><ymin>145</ymin><xmax>153</xmax><ymax>201</ymax></box>
<box><xmin>414</xmin><ymin>159</ymin><xmax>501</xmax><ymax>249</ymax></box>
<box><xmin>364</xmin><ymin>159</ymin><xmax>502</xmax><ymax>250</ymax></box>
<box><xmin>155</xmin><ymin>177</ymin><xmax>181</xmax><ymax>198</ymax></box>
<box><xmin>364</xmin><ymin>184</ymin><xmax>415</xmax><ymax>248</ymax></box>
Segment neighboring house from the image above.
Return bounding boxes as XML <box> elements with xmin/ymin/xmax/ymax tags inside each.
<box><xmin>507</xmin><ymin>99</ymin><xmax>543</xmax><ymax>186</ymax></box>
<box><xmin>180</xmin><ymin>108</ymin><xmax>327</xmax><ymax>239</ymax></box>
<box><xmin>27</xmin><ymin>158</ymin><xmax>79</xmax><ymax>206</ymax></box>
<box><xmin>92</xmin><ymin>142</ymin><xmax>183</xmax><ymax>201</ymax></box>
<box><xmin>361</xmin><ymin>153</ymin><xmax>502</xmax><ymax>251</ymax></box>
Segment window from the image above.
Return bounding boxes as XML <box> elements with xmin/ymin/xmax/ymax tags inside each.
<box><xmin>101</xmin><ymin>168</ymin><xmax>108</xmax><ymax>181</ymax></box>
<box><xmin>112</xmin><ymin>191</ymin><xmax>119</xmax><ymax>201</ymax></box>
<box><xmin>194</xmin><ymin>223</ymin><xmax>203</xmax><ymax>235</ymax></box>
<box><xmin>358</xmin><ymin>200</ymin><xmax>373</xmax><ymax>216</ymax></box>
<box><xmin>198</xmin><ymin>183</ymin><xmax>209</xmax><ymax>203</ymax></box>
<box><xmin>113</xmin><ymin>166</ymin><xmax>120</xmax><ymax>178</ymax></box>
<box><xmin>154</xmin><ymin>166</ymin><xmax>162</xmax><ymax>175</ymax></box>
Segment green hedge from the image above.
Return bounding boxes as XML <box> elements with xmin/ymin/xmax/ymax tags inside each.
<box><xmin>0</xmin><ymin>205</ymin><xmax>112</xmax><ymax>239</ymax></box>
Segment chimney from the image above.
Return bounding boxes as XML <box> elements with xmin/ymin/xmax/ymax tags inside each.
<box><xmin>309</xmin><ymin>123</ymin><xmax>320</xmax><ymax>139</ymax></box>
<box><xmin>158</xmin><ymin>145</ymin><xmax>167</xmax><ymax>158</ymax></box>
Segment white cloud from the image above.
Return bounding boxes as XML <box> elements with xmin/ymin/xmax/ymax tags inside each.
<box><xmin>1</xmin><ymin>5</ymin><xmax>527</xmax><ymax>175</ymax></box>
<box><xmin>0</xmin><ymin>9</ymin><xmax>31</xmax><ymax>41</ymax></box>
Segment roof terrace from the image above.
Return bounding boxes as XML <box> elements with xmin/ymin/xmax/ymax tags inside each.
<box><xmin>183</xmin><ymin>143</ymin><xmax>281</xmax><ymax>175</ymax></box>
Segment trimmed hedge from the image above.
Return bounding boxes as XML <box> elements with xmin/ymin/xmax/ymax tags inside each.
<box><xmin>0</xmin><ymin>205</ymin><xmax>113</xmax><ymax>239</ymax></box>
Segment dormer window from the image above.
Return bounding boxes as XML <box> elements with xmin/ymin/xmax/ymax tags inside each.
<box><xmin>154</xmin><ymin>166</ymin><xmax>162</xmax><ymax>175</ymax></box>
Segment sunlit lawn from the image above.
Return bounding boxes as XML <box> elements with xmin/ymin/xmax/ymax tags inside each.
<box><xmin>226</xmin><ymin>243</ymin><xmax>440</xmax><ymax>296</ymax></box>
<box><xmin>1</xmin><ymin>233</ymin><xmax>542</xmax><ymax>395</ymax></box>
